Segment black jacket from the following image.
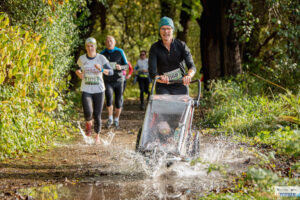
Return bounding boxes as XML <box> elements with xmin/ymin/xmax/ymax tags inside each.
<box><xmin>148</xmin><ymin>38</ymin><xmax>196</xmax><ymax>79</ymax></box>
<box><xmin>100</xmin><ymin>47</ymin><xmax>128</xmax><ymax>82</ymax></box>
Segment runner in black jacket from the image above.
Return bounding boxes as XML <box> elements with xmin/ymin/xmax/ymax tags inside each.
<box><xmin>100</xmin><ymin>35</ymin><xmax>128</xmax><ymax>128</ymax></box>
<box><xmin>149</xmin><ymin>16</ymin><xmax>196</xmax><ymax>95</ymax></box>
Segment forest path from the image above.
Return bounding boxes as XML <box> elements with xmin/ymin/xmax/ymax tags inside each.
<box><xmin>0</xmin><ymin>100</ymin><xmax>256</xmax><ymax>199</ymax></box>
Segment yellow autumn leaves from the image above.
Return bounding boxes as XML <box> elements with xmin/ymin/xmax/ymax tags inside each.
<box><xmin>0</xmin><ymin>13</ymin><xmax>57</xmax><ymax>111</ymax></box>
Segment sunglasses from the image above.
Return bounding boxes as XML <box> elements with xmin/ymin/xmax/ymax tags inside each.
<box><xmin>140</xmin><ymin>54</ymin><xmax>145</xmax><ymax>56</ymax></box>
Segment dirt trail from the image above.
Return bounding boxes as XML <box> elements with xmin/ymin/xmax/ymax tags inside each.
<box><xmin>0</xmin><ymin>100</ymin><xmax>145</xmax><ymax>199</ymax></box>
<box><xmin>0</xmin><ymin>100</ymin><xmax>257</xmax><ymax>199</ymax></box>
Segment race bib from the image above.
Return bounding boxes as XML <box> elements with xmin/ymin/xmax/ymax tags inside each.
<box><xmin>109</xmin><ymin>62</ymin><xmax>117</xmax><ymax>70</ymax></box>
<box><xmin>84</xmin><ymin>68</ymin><xmax>101</xmax><ymax>85</ymax></box>
<box><xmin>84</xmin><ymin>75</ymin><xmax>100</xmax><ymax>85</ymax></box>
<box><xmin>163</xmin><ymin>68</ymin><xmax>183</xmax><ymax>80</ymax></box>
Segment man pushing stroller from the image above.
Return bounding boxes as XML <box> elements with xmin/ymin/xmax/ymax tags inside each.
<box><xmin>149</xmin><ymin>16</ymin><xmax>196</xmax><ymax>95</ymax></box>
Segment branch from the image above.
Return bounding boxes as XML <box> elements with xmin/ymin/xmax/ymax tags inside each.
<box><xmin>254</xmin><ymin>31</ymin><xmax>277</xmax><ymax>57</ymax></box>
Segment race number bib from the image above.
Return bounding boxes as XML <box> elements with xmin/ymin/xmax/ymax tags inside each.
<box><xmin>163</xmin><ymin>68</ymin><xmax>183</xmax><ymax>81</ymax></box>
<box><xmin>84</xmin><ymin>68</ymin><xmax>101</xmax><ymax>85</ymax></box>
<box><xmin>109</xmin><ymin>62</ymin><xmax>117</xmax><ymax>70</ymax></box>
<box><xmin>84</xmin><ymin>75</ymin><xmax>100</xmax><ymax>85</ymax></box>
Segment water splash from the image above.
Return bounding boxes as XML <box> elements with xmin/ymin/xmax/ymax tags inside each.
<box><xmin>77</xmin><ymin>121</ymin><xmax>94</xmax><ymax>144</ymax></box>
<box><xmin>19</xmin><ymin>134</ymin><xmax>255</xmax><ymax>199</ymax></box>
<box><xmin>99</xmin><ymin>131</ymin><xmax>115</xmax><ymax>146</ymax></box>
<box><xmin>77</xmin><ymin>121</ymin><xmax>116</xmax><ymax>146</ymax></box>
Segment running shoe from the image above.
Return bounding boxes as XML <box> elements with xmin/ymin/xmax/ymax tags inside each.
<box><xmin>85</xmin><ymin>122</ymin><xmax>92</xmax><ymax>136</ymax></box>
<box><xmin>106</xmin><ymin>119</ymin><xmax>113</xmax><ymax>128</ymax></box>
<box><xmin>113</xmin><ymin>120</ymin><xmax>119</xmax><ymax>129</ymax></box>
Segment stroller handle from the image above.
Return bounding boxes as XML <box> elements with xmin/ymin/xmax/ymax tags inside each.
<box><xmin>150</xmin><ymin>77</ymin><xmax>201</xmax><ymax>107</ymax></box>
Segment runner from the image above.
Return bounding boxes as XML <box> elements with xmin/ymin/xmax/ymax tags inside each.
<box><xmin>100</xmin><ymin>35</ymin><xmax>129</xmax><ymax>128</ymax></box>
<box><xmin>149</xmin><ymin>16</ymin><xmax>196</xmax><ymax>95</ymax></box>
<box><xmin>134</xmin><ymin>50</ymin><xmax>150</xmax><ymax>110</ymax></box>
<box><xmin>75</xmin><ymin>37</ymin><xmax>113</xmax><ymax>144</ymax></box>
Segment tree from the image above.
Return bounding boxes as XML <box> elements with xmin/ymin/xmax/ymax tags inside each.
<box><xmin>198</xmin><ymin>0</ymin><xmax>242</xmax><ymax>83</ymax></box>
<box><xmin>177</xmin><ymin>0</ymin><xmax>192</xmax><ymax>42</ymax></box>
<box><xmin>159</xmin><ymin>0</ymin><xmax>178</xmax><ymax>19</ymax></box>
<box><xmin>106</xmin><ymin>0</ymin><xmax>160</xmax><ymax>60</ymax></box>
<box><xmin>241</xmin><ymin>0</ymin><xmax>300</xmax><ymax>91</ymax></box>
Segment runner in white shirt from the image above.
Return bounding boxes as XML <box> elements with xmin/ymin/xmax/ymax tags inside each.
<box><xmin>134</xmin><ymin>50</ymin><xmax>150</xmax><ymax>110</ymax></box>
<box><xmin>76</xmin><ymin>37</ymin><xmax>113</xmax><ymax>144</ymax></box>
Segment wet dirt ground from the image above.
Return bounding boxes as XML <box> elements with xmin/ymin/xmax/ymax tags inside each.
<box><xmin>0</xmin><ymin>100</ymin><xmax>257</xmax><ymax>200</ymax></box>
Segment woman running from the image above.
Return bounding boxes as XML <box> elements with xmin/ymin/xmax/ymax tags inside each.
<box><xmin>76</xmin><ymin>37</ymin><xmax>114</xmax><ymax>144</ymax></box>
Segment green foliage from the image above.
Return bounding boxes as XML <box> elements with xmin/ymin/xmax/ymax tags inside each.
<box><xmin>202</xmin><ymin>167</ymin><xmax>300</xmax><ymax>199</ymax></box>
<box><xmin>0</xmin><ymin>13</ymin><xmax>56</xmax><ymax>110</ymax></box>
<box><xmin>1</xmin><ymin>0</ymin><xmax>85</xmax><ymax>86</ymax></box>
<box><xmin>240</xmin><ymin>0</ymin><xmax>300</xmax><ymax>92</ymax></box>
<box><xmin>202</xmin><ymin>75</ymin><xmax>299</xmax><ymax>136</ymax></box>
<box><xmin>0</xmin><ymin>0</ymin><xmax>85</xmax><ymax>159</ymax></box>
<box><xmin>246</xmin><ymin>167</ymin><xmax>280</xmax><ymax>189</ymax></box>
<box><xmin>228</xmin><ymin>0</ymin><xmax>257</xmax><ymax>43</ymax></box>
<box><xmin>104</xmin><ymin>0</ymin><xmax>161</xmax><ymax>62</ymax></box>
<box><xmin>255</xmin><ymin>127</ymin><xmax>300</xmax><ymax>157</ymax></box>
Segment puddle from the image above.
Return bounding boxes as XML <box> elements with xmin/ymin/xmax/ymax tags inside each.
<box><xmin>19</xmin><ymin>134</ymin><xmax>254</xmax><ymax>199</ymax></box>
<box><xmin>75</xmin><ymin>121</ymin><xmax>116</xmax><ymax>146</ymax></box>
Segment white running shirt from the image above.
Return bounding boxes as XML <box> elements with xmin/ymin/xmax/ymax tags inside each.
<box><xmin>77</xmin><ymin>53</ymin><xmax>109</xmax><ymax>93</ymax></box>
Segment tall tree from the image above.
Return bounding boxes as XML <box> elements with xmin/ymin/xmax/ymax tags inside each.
<box><xmin>177</xmin><ymin>0</ymin><xmax>192</xmax><ymax>42</ymax></box>
<box><xmin>198</xmin><ymin>0</ymin><xmax>242</xmax><ymax>83</ymax></box>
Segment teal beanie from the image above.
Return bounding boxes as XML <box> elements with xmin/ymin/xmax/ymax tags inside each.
<box><xmin>159</xmin><ymin>16</ymin><xmax>174</xmax><ymax>30</ymax></box>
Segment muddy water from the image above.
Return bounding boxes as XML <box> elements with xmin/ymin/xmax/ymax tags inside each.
<box><xmin>18</xmin><ymin>128</ymin><xmax>255</xmax><ymax>200</ymax></box>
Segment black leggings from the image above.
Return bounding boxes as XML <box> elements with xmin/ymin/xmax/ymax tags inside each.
<box><xmin>138</xmin><ymin>77</ymin><xmax>150</xmax><ymax>105</ymax></box>
<box><xmin>82</xmin><ymin>92</ymin><xmax>104</xmax><ymax>134</ymax></box>
<box><xmin>156</xmin><ymin>83</ymin><xmax>188</xmax><ymax>95</ymax></box>
<box><xmin>105</xmin><ymin>81</ymin><xmax>123</xmax><ymax>108</ymax></box>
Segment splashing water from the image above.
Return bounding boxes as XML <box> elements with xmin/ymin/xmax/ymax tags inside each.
<box><xmin>20</xmin><ymin>134</ymin><xmax>255</xmax><ymax>199</ymax></box>
<box><xmin>77</xmin><ymin>121</ymin><xmax>94</xmax><ymax>144</ymax></box>
<box><xmin>99</xmin><ymin>131</ymin><xmax>115</xmax><ymax>146</ymax></box>
<box><xmin>77</xmin><ymin>121</ymin><xmax>116</xmax><ymax>146</ymax></box>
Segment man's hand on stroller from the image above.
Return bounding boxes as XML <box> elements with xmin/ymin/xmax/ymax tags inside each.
<box><xmin>156</xmin><ymin>75</ymin><xmax>169</xmax><ymax>84</ymax></box>
<box><xmin>183</xmin><ymin>75</ymin><xmax>192</xmax><ymax>85</ymax></box>
<box><xmin>183</xmin><ymin>69</ymin><xmax>196</xmax><ymax>85</ymax></box>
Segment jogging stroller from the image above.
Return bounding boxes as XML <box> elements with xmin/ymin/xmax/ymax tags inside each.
<box><xmin>135</xmin><ymin>78</ymin><xmax>201</xmax><ymax>160</ymax></box>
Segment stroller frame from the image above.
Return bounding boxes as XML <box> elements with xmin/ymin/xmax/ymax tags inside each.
<box><xmin>136</xmin><ymin>78</ymin><xmax>201</xmax><ymax>159</ymax></box>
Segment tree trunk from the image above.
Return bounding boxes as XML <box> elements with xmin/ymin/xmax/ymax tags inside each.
<box><xmin>159</xmin><ymin>0</ymin><xmax>177</xmax><ymax>19</ymax></box>
<box><xmin>177</xmin><ymin>0</ymin><xmax>191</xmax><ymax>42</ymax></box>
<box><xmin>199</xmin><ymin>0</ymin><xmax>242</xmax><ymax>83</ymax></box>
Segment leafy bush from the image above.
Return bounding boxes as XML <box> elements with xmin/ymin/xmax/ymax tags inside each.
<box><xmin>1</xmin><ymin>0</ymin><xmax>85</xmax><ymax>88</ymax></box>
<box><xmin>0</xmin><ymin>6</ymin><xmax>82</xmax><ymax>159</ymax></box>
<box><xmin>201</xmin><ymin>75</ymin><xmax>299</xmax><ymax>136</ymax></box>
<box><xmin>255</xmin><ymin>127</ymin><xmax>300</xmax><ymax>157</ymax></box>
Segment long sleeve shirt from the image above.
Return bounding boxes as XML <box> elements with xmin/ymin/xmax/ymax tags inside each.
<box><xmin>100</xmin><ymin>47</ymin><xmax>128</xmax><ymax>82</ymax></box>
<box><xmin>148</xmin><ymin>39</ymin><xmax>196</xmax><ymax>80</ymax></box>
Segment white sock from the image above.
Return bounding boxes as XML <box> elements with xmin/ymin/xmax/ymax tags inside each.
<box><xmin>109</xmin><ymin>115</ymin><xmax>113</xmax><ymax>121</ymax></box>
<box><xmin>114</xmin><ymin>117</ymin><xmax>119</xmax><ymax>122</ymax></box>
